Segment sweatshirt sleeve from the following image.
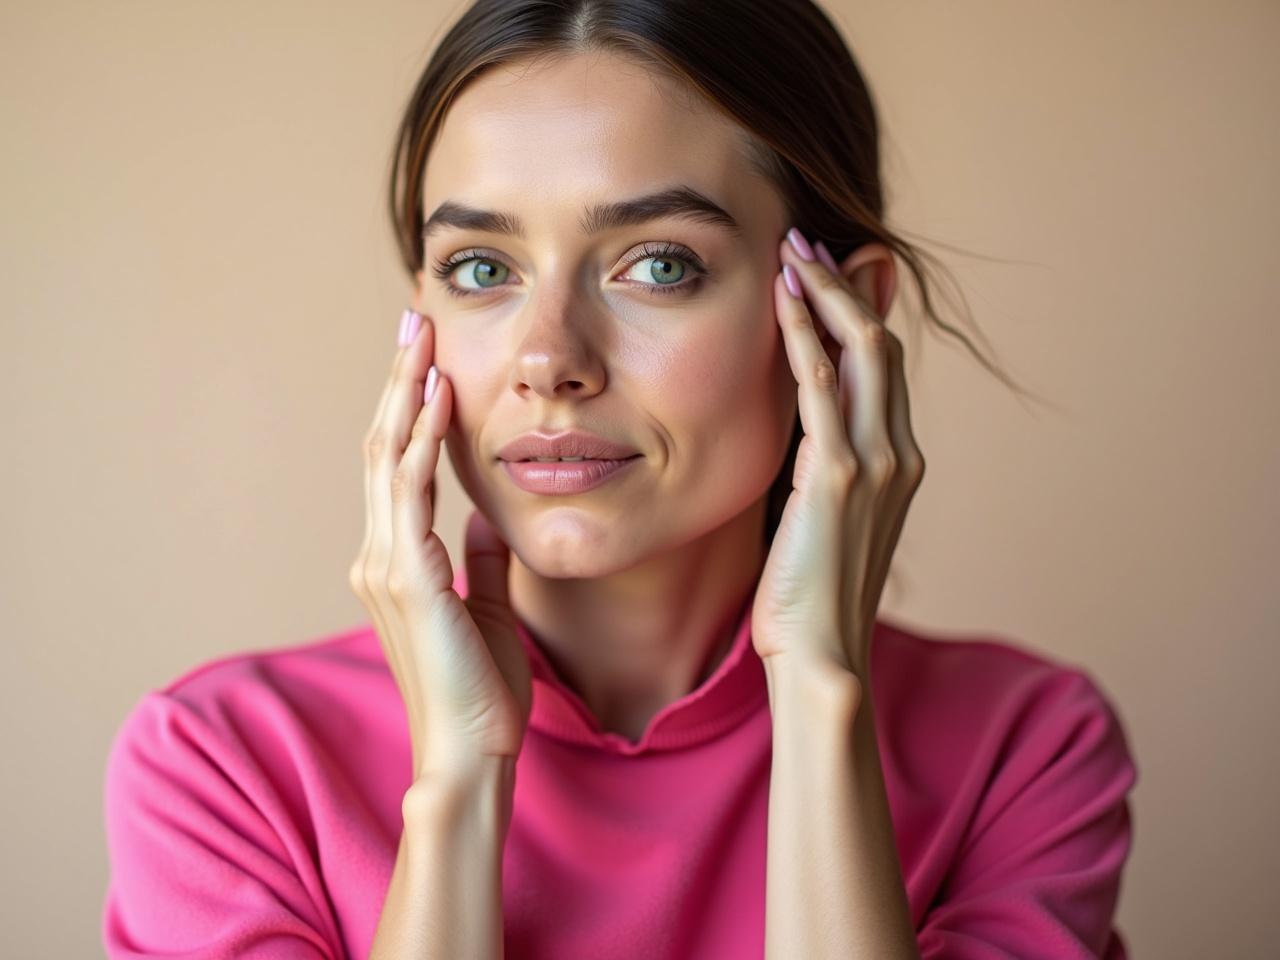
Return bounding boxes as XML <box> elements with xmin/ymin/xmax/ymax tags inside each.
<box><xmin>915</xmin><ymin>669</ymin><xmax>1138</xmax><ymax>960</ymax></box>
<box><xmin>102</xmin><ymin>690</ymin><xmax>339</xmax><ymax>959</ymax></box>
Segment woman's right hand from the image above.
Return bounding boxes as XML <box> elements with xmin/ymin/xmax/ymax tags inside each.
<box><xmin>348</xmin><ymin>309</ymin><xmax>533</xmax><ymax>784</ymax></box>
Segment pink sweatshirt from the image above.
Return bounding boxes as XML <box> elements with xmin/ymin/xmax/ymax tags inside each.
<box><xmin>102</xmin><ymin>568</ymin><xmax>1137</xmax><ymax>958</ymax></box>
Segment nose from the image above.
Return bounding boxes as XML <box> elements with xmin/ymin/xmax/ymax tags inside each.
<box><xmin>508</xmin><ymin>296</ymin><xmax>608</xmax><ymax>401</ymax></box>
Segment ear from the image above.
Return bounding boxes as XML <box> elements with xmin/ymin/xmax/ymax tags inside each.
<box><xmin>835</xmin><ymin>242</ymin><xmax>897</xmax><ymax>321</ymax></box>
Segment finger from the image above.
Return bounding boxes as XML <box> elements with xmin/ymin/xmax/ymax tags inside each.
<box><xmin>391</xmin><ymin>362</ymin><xmax>453</xmax><ymax>601</ymax></box>
<box><xmin>811</xmin><ymin>251</ymin><xmax>918</xmax><ymax>473</ymax></box>
<box><xmin>356</xmin><ymin>309</ymin><xmax>427</xmax><ymax>735</ymax></box>
<box><xmin>463</xmin><ymin>509</ymin><xmax>512</xmax><ymax>615</ymax></box>
<box><xmin>462</xmin><ymin>509</ymin><xmax>532</xmax><ymax>725</ymax></box>
<box><xmin>359</xmin><ymin>309</ymin><xmax>425</xmax><ymax>573</ymax></box>
<box><xmin>810</xmin><ymin>247</ymin><xmax>924</xmax><ymax>496</ymax></box>
<box><xmin>774</xmin><ymin>265</ymin><xmax>856</xmax><ymax>480</ymax></box>
<box><xmin>368</xmin><ymin>310</ymin><xmax>428</xmax><ymax>452</ymax></box>
<box><xmin>883</xmin><ymin>330</ymin><xmax>924</xmax><ymax>486</ymax></box>
<box><xmin>383</xmin><ymin>345</ymin><xmax>444</xmax><ymax>748</ymax></box>
<box><xmin>370</xmin><ymin>311</ymin><xmax>435</xmax><ymax>563</ymax></box>
<box><xmin>868</xmin><ymin>332</ymin><xmax>926</xmax><ymax>599</ymax></box>
<box><xmin>768</xmin><ymin>266</ymin><xmax>850</xmax><ymax>635</ymax></box>
<box><xmin>780</xmin><ymin>238</ymin><xmax>892</xmax><ymax>467</ymax></box>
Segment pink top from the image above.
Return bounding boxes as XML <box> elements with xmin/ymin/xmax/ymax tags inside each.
<box><xmin>102</xmin><ymin>568</ymin><xmax>1137</xmax><ymax>958</ymax></box>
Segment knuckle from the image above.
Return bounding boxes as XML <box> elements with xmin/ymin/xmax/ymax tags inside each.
<box><xmin>861</xmin><ymin>321</ymin><xmax>886</xmax><ymax>349</ymax></box>
<box><xmin>365</xmin><ymin>430</ymin><xmax>389</xmax><ymax>462</ymax></box>
<box><xmin>347</xmin><ymin>561</ymin><xmax>366</xmax><ymax>596</ymax></box>
<box><xmin>787</xmin><ymin>305</ymin><xmax>813</xmax><ymax>330</ymax></box>
<box><xmin>813</xmin><ymin>356</ymin><xmax>839</xmax><ymax>393</ymax></box>
<box><xmin>827</xmin><ymin>451</ymin><xmax>859</xmax><ymax>489</ymax></box>
<box><xmin>385</xmin><ymin>567</ymin><xmax>410</xmax><ymax>602</ymax></box>
<box><xmin>410</xmin><ymin>416</ymin><xmax>432</xmax><ymax>444</ymax></box>
<box><xmin>906</xmin><ymin>450</ymin><xmax>926</xmax><ymax>486</ymax></box>
<box><xmin>393</xmin><ymin>360</ymin><xmax>419</xmax><ymax>390</ymax></box>
<box><xmin>871</xmin><ymin>449</ymin><xmax>897</xmax><ymax>483</ymax></box>
<box><xmin>815</xmin><ymin>269</ymin><xmax>844</xmax><ymax>294</ymax></box>
<box><xmin>390</xmin><ymin>465</ymin><xmax>415</xmax><ymax>504</ymax></box>
<box><xmin>839</xmin><ymin>458</ymin><xmax>862</xmax><ymax>488</ymax></box>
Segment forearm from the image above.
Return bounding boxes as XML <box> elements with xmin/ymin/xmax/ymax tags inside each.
<box><xmin>370</xmin><ymin>757</ymin><xmax>516</xmax><ymax>960</ymax></box>
<box><xmin>763</xmin><ymin>655</ymin><xmax>920</xmax><ymax>960</ymax></box>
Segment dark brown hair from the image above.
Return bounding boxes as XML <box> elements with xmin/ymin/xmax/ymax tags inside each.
<box><xmin>387</xmin><ymin>0</ymin><xmax>1048</xmax><ymax>552</ymax></box>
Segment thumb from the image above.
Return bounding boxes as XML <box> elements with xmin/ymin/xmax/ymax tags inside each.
<box><xmin>463</xmin><ymin>509</ymin><xmax>513</xmax><ymax>620</ymax></box>
<box><xmin>462</xmin><ymin>509</ymin><xmax>532</xmax><ymax>722</ymax></box>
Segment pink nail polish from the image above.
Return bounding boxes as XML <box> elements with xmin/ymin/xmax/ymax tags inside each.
<box><xmin>782</xmin><ymin>263</ymin><xmax>802</xmax><ymax>298</ymax></box>
<box><xmin>787</xmin><ymin>227</ymin><xmax>816</xmax><ymax>262</ymax></box>
<box><xmin>397</xmin><ymin>309</ymin><xmax>410</xmax><ymax>346</ymax></box>
<box><xmin>424</xmin><ymin>364</ymin><xmax>439</xmax><ymax>403</ymax></box>
<box><xmin>404</xmin><ymin>311</ymin><xmax>422</xmax><ymax>345</ymax></box>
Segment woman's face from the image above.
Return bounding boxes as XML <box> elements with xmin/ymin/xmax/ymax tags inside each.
<box><xmin>416</xmin><ymin>52</ymin><xmax>798</xmax><ymax>578</ymax></box>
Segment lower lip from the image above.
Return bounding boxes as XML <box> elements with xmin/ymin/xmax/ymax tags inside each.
<box><xmin>501</xmin><ymin>456</ymin><xmax>642</xmax><ymax>495</ymax></box>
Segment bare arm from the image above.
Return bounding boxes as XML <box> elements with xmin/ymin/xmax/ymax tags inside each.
<box><xmin>369</xmin><ymin>757</ymin><xmax>516</xmax><ymax>960</ymax></box>
<box><xmin>763</xmin><ymin>655</ymin><xmax>920</xmax><ymax>960</ymax></box>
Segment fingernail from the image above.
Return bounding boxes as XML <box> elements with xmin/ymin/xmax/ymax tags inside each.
<box><xmin>782</xmin><ymin>263</ymin><xmax>802</xmax><ymax>298</ymax></box>
<box><xmin>424</xmin><ymin>364</ymin><xmax>439</xmax><ymax>403</ymax></box>
<box><xmin>786</xmin><ymin>227</ymin><xmax>815</xmax><ymax>262</ymax></box>
<box><xmin>399</xmin><ymin>309</ymin><xmax>423</xmax><ymax>347</ymax></box>
<box><xmin>814</xmin><ymin>240</ymin><xmax>840</xmax><ymax>274</ymax></box>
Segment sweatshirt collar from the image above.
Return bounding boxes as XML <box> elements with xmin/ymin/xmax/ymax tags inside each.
<box><xmin>453</xmin><ymin>569</ymin><xmax>768</xmax><ymax>756</ymax></box>
<box><xmin>513</xmin><ymin>587</ymin><xmax>768</xmax><ymax>756</ymax></box>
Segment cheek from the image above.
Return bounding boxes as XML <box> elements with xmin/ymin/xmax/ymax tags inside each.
<box><xmin>659</xmin><ymin>317</ymin><xmax>790</xmax><ymax>479</ymax></box>
<box><xmin>435</xmin><ymin>325</ymin><xmax>500</xmax><ymax>413</ymax></box>
<box><xmin>434</xmin><ymin>330</ymin><xmax>499</xmax><ymax>478</ymax></box>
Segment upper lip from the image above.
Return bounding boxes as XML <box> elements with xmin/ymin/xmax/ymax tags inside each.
<box><xmin>497</xmin><ymin>429</ymin><xmax>641</xmax><ymax>462</ymax></box>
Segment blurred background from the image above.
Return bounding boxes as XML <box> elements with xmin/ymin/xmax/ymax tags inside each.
<box><xmin>3</xmin><ymin>0</ymin><xmax>1276</xmax><ymax>955</ymax></box>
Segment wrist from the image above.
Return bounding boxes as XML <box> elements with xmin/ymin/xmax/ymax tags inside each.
<box><xmin>404</xmin><ymin>754</ymin><xmax>517</xmax><ymax>836</ymax></box>
<box><xmin>763</xmin><ymin>649</ymin><xmax>864</xmax><ymax>722</ymax></box>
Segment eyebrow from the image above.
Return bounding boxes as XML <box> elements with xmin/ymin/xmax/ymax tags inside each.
<box><xmin>421</xmin><ymin>185</ymin><xmax>744</xmax><ymax>242</ymax></box>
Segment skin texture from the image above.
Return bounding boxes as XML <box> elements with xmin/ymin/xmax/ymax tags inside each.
<box><xmin>410</xmin><ymin>51</ymin><xmax>897</xmax><ymax>741</ymax></box>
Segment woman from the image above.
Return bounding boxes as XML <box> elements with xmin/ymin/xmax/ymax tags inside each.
<box><xmin>102</xmin><ymin>2</ymin><xmax>1137</xmax><ymax>958</ymax></box>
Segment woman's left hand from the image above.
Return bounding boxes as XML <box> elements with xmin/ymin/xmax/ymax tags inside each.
<box><xmin>751</xmin><ymin>230</ymin><xmax>926</xmax><ymax>689</ymax></box>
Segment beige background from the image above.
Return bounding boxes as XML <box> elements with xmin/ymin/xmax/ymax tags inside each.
<box><xmin>3</xmin><ymin>0</ymin><xmax>1276</xmax><ymax>955</ymax></box>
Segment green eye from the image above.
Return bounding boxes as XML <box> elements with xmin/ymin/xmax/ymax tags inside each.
<box><xmin>622</xmin><ymin>253</ymin><xmax>686</xmax><ymax>286</ymax></box>
<box><xmin>616</xmin><ymin>241</ymin><xmax>709</xmax><ymax>296</ymax></box>
<box><xmin>430</xmin><ymin>241</ymin><xmax>709</xmax><ymax>300</ymax></box>
<box><xmin>431</xmin><ymin>251</ymin><xmax>510</xmax><ymax>295</ymax></box>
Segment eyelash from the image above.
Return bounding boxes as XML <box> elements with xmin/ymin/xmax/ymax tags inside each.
<box><xmin>428</xmin><ymin>241</ymin><xmax>709</xmax><ymax>299</ymax></box>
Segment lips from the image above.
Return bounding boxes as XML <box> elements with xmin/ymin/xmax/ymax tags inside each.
<box><xmin>497</xmin><ymin>429</ymin><xmax>641</xmax><ymax>462</ymax></box>
<box><xmin>514</xmin><ymin>455</ymin><xmax>640</xmax><ymax>463</ymax></box>
<box><xmin>501</xmin><ymin>455</ymin><xmax>642</xmax><ymax>495</ymax></box>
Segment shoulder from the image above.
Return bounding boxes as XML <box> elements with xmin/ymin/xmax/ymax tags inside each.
<box><xmin>869</xmin><ymin>616</ymin><xmax>1137</xmax><ymax>808</ymax></box>
<box><xmin>105</xmin><ymin>621</ymin><xmax>390</xmax><ymax>799</ymax></box>
<box><xmin>101</xmin><ymin>628</ymin><xmax>371</xmax><ymax>958</ymax></box>
<box><xmin>155</xmin><ymin>621</ymin><xmax>383</xmax><ymax>707</ymax></box>
<box><xmin>127</xmin><ymin>622</ymin><xmax>389</xmax><ymax>747</ymax></box>
<box><xmin>872</xmin><ymin>621</ymin><xmax>1138</xmax><ymax>956</ymax></box>
<box><xmin>871</xmin><ymin>615</ymin><xmax>1128</xmax><ymax>724</ymax></box>
<box><xmin>109</xmin><ymin>569</ymin><xmax>471</xmax><ymax>773</ymax></box>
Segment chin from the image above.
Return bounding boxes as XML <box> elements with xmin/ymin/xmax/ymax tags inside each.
<box><xmin>509</xmin><ymin>514</ymin><xmax>646</xmax><ymax>580</ymax></box>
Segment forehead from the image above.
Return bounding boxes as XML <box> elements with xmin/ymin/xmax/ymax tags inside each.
<box><xmin>422</xmin><ymin>52</ymin><xmax>775</xmax><ymax>232</ymax></box>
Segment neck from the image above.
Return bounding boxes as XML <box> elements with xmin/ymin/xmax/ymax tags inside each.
<box><xmin>508</xmin><ymin>498</ymin><xmax>766</xmax><ymax>742</ymax></box>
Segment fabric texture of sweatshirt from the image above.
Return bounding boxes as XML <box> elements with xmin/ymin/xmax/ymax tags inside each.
<box><xmin>102</xmin><ymin>567</ymin><xmax>1138</xmax><ymax>958</ymax></box>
